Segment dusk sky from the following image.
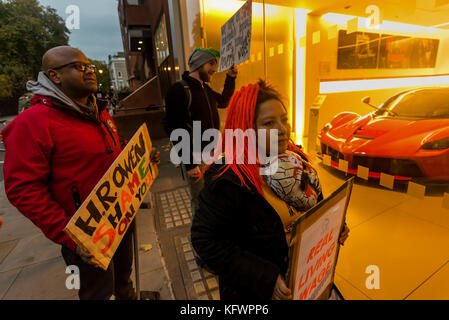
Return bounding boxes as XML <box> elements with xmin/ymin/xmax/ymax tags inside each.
<box><xmin>38</xmin><ymin>0</ymin><xmax>124</xmax><ymax>62</ymax></box>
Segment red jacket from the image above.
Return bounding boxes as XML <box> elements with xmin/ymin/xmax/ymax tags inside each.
<box><xmin>2</xmin><ymin>95</ymin><xmax>123</xmax><ymax>251</ymax></box>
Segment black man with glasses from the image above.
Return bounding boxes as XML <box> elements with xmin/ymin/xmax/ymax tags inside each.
<box><xmin>2</xmin><ymin>46</ymin><xmax>160</xmax><ymax>300</ymax></box>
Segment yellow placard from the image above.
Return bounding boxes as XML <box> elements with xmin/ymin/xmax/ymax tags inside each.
<box><xmin>64</xmin><ymin>124</ymin><xmax>158</xmax><ymax>270</ymax></box>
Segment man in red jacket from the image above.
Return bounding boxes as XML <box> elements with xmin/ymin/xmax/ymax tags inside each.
<box><xmin>2</xmin><ymin>46</ymin><xmax>159</xmax><ymax>300</ymax></box>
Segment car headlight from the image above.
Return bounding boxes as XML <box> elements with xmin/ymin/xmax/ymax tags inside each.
<box><xmin>323</xmin><ymin>123</ymin><xmax>332</xmax><ymax>133</ymax></box>
<box><xmin>421</xmin><ymin>137</ymin><xmax>449</xmax><ymax>150</ymax></box>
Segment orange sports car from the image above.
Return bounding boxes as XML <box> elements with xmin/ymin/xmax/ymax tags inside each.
<box><xmin>319</xmin><ymin>87</ymin><xmax>449</xmax><ymax>181</ymax></box>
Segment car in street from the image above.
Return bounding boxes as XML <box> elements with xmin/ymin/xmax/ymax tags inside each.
<box><xmin>318</xmin><ymin>87</ymin><xmax>449</xmax><ymax>181</ymax></box>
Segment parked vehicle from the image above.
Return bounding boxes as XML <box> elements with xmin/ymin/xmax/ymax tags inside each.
<box><xmin>319</xmin><ymin>87</ymin><xmax>449</xmax><ymax>181</ymax></box>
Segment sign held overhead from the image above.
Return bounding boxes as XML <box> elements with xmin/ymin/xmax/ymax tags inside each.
<box><xmin>218</xmin><ymin>0</ymin><xmax>252</xmax><ymax>72</ymax></box>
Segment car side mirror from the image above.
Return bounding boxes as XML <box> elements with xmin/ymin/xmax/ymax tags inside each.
<box><xmin>362</xmin><ymin>96</ymin><xmax>371</xmax><ymax>104</ymax></box>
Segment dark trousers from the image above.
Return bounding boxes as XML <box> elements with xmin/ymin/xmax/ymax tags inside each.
<box><xmin>61</xmin><ymin>224</ymin><xmax>136</xmax><ymax>300</ymax></box>
<box><xmin>181</xmin><ymin>163</ymin><xmax>205</xmax><ymax>217</ymax></box>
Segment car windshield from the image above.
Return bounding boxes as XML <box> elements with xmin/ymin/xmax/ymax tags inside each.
<box><xmin>376</xmin><ymin>89</ymin><xmax>449</xmax><ymax>119</ymax></box>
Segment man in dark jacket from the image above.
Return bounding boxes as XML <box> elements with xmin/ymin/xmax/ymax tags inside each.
<box><xmin>191</xmin><ymin>164</ymin><xmax>289</xmax><ymax>300</ymax></box>
<box><xmin>2</xmin><ymin>46</ymin><xmax>159</xmax><ymax>300</ymax></box>
<box><xmin>164</xmin><ymin>47</ymin><xmax>237</xmax><ymax>215</ymax></box>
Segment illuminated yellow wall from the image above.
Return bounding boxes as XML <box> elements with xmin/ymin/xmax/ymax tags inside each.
<box><xmin>198</xmin><ymin>0</ymin><xmax>300</xmax><ymax>133</ymax></box>
<box><xmin>179</xmin><ymin>0</ymin><xmax>203</xmax><ymax>65</ymax></box>
<box><xmin>179</xmin><ymin>0</ymin><xmax>309</xmax><ymax>140</ymax></box>
<box><xmin>265</xmin><ymin>4</ymin><xmax>295</xmax><ymax>131</ymax></box>
<box><xmin>200</xmin><ymin>0</ymin><xmax>266</xmax><ymax>129</ymax></box>
<box><xmin>294</xmin><ymin>9</ymin><xmax>308</xmax><ymax>143</ymax></box>
<box><xmin>178</xmin><ymin>1</ymin><xmax>449</xmax><ymax>150</ymax></box>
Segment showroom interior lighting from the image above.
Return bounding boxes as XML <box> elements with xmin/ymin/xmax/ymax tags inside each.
<box><xmin>320</xmin><ymin>12</ymin><xmax>448</xmax><ymax>94</ymax></box>
<box><xmin>204</xmin><ymin>0</ymin><xmax>248</xmax><ymax>17</ymax></box>
<box><xmin>431</xmin><ymin>22</ymin><xmax>449</xmax><ymax>28</ymax></box>
<box><xmin>295</xmin><ymin>8</ymin><xmax>308</xmax><ymax>138</ymax></box>
<box><xmin>321</xmin><ymin>13</ymin><xmax>444</xmax><ymax>35</ymax></box>
<box><xmin>320</xmin><ymin>75</ymin><xmax>449</xmax><ymax>93</ymax></box>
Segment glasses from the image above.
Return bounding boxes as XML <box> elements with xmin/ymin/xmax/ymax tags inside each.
<box><xmin>52</xmin><ymin>62</ymin><xmax>97</xmax><ymax>72</ymax></box>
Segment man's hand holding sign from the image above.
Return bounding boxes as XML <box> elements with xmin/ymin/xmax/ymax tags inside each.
<box><xmin>218</xmin><ymin>0</ymin><xmax>252</xmax><ymax>72</ymax></box>
<box><xmin>64</xmin><ymin>124</ymin><xmax>159</xmax><ymax>270</ymax></box>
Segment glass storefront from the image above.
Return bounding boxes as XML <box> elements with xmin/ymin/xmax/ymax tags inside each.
<box><xmin>178</xmin><ymin>0</ymin><xmax>302</xmax><ymax>133</ymax></box>
<box><xmin>176</xmin><ymin>0</ymin><xmax>449</xmax><ymax>143</ymax></box>
<box><xmin>175</xmin><ymin>0</ymin><xmax>449</xmax><ymax>300</ymax></box>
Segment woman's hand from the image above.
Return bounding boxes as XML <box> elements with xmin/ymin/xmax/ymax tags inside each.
<box><xmin>150</xmin><ymin>147</ymin><xmax>160</xmax><ymax>165</ymax></box>
<box><xmin>338</xmin><ymin>223</ymin><xmax>350</xmax><ymax>246</ymax></box>
<box><xmin>272</xmin><ymin>275</ymin><xmax>292</xmax><ymax>300</ymax></box>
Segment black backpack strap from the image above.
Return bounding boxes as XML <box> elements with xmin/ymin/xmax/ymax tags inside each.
<box><xmin>179</xmin><ymin>79</ymin><xmax>193</xmax><ymax>130</ymax></box>
<box><xmin>163</xmin><ymin>79</ymin><xmax>193</xmax><ymax>135</ymax></box>
<box><xmin>179</xmin><ymin>79</ymin><xmax>192</xmax><ymax>115</ymax></box>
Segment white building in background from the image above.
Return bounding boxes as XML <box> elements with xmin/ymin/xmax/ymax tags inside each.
<box><xmin>108</xmin><ymin>52</ymin><xmax>129</xmax><ymax>91</ymax></box>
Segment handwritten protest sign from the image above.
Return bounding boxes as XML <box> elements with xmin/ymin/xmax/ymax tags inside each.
<box><xmin>218</xmin><ymin>0</ymin><xmax>252</xmax><ymax>72</ymax></box>
<box><xmin>287</xmin><ymin>178</ymin><xmax>353</xmax><ymax>300</ymax></box>
<box><xmin>64</xmin><ymin>123</ymin><xmax>158</xmax><ymax>270</ymax></box>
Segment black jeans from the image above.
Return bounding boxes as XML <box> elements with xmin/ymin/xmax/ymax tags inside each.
<box><xmin>61</xmin><ymin>224</ymin><xmax>136</xmax><ymax>300</ymax></box>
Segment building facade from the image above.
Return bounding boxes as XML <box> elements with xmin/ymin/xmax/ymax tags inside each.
<box><xmin>117</xmin><ymin>0</ymin><xmax>449</xmax><ymax>142</ymax></box>
<box><xmin>108</xmin><ymin>52</ymin><xmax>129</xmax><ymax>91</ymax></box>
<box><xmin>117</xmin><ymin>0</ymin><xmax>179</xmax><ymax>108</ymax></box>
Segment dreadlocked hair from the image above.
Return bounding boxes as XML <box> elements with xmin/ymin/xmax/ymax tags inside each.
<box><xmin>203</xmin><ymin>79</ymin><xmax>309</xmax><ymax>196</ymax></box>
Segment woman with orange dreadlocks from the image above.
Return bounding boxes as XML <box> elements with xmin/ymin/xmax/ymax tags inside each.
<box><xmin>191</xmin><ymin>80</ymin><xmax>349</xmax><ymax>300</ymax></box>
